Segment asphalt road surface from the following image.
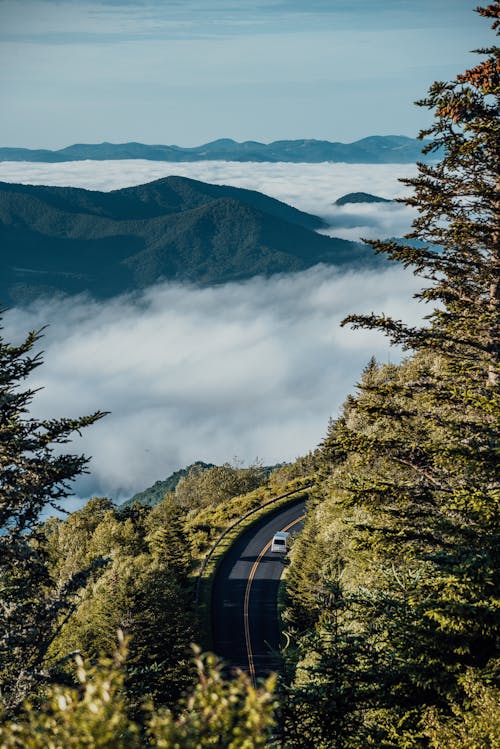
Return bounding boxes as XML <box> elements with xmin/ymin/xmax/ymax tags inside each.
<box><xmin>211</xmin><ymin>498</ymin><xmax>306</xmax><ymax>681</ymax></box>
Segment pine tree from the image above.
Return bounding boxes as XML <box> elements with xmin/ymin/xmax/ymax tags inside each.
<box><xmin>0</xmin><ymin>315</ymin><xmax>105</xmax><ymax>712</ymax></box>
<box><xmin>283</xmin><ymin>5</ymin><xmax>500</xmax><ymax>745</ymax></box>
<box><xmin>338</xmin><ymin>1</ymin><xmax>500</xmax><ymax>682</ymax></box>
<box><xmin>145</xmin><ymin>495</ymin><xmax>192</xmax><ymax>579</ymax></box>
<box><xmin>345</xmin><ymin>4</ymin><xmax>499</xmax><ymax>388</ymax></box>
<box><xmin>282</xmin><ymin>571</ymin><xmax>384</xmax><ymax>749</ymax></box>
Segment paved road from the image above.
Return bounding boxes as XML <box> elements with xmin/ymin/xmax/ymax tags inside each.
<box><xmin>211</xmin><ymin>498</ymin><xmax>306</xmax><ymax>680</ymax></box>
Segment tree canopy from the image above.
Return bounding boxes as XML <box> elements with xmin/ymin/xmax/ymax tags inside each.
<box><xmin>0</xmin><ymin>316</ymin><xmax>106</xmax><ymax>711</ymax></box>
<box><xmin>281</xmin><ymin>5</ymin><xmax>500</xmax><ymax>746</ymax></box>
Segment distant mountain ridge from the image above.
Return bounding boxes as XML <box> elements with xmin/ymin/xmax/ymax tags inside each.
<box><xmin>0</xmin><ymin>175</ymin><xmax>382</xmax><ymax>305</ymax></box>
<box><xmin>0</xmin><ymin>135</ymin><xmax>432</xmax><ymax>164</ymax></box>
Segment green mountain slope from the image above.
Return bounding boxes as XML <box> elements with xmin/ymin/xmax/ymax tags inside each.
<box><xmin>0</xmin><ymin>175</ymin><xmax>324</xmax><ymax>228</ymax></box>
<box><xmin>120</xmin><ymin>462</ymin><xmax>215</xmax><ymax>510</ymax></box>
<box><xmin>0</xmin><ymin>176</ymin><xmax>380</xmax><ymax>304</ymax></box>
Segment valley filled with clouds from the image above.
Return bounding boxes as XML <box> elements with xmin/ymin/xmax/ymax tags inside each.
<box><xmin>1</xmin><ymin>160</ymin><xmax>425</xmax><ymax>505</ymax></box>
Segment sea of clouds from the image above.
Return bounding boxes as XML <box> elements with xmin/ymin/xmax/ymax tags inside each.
<box><xmin>0</xmin><ymin>159</ymin><xmax>425</xmax><ymax>507</ymax></box>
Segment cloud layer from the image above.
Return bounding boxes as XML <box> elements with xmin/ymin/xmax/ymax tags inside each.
<box><xmin>4</xmin><ymin>265</ymin><xmax>424</xmax><ymax>506</ymax></box>
<box><xmin>1</xmin><ymin>160</ymin><xmax>427</xmax><ymax>507</ymax></box>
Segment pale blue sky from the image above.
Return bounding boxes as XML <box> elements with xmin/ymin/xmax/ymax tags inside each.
<box><xmin>0</xmin><ymin>0</ymin><xmax>493</xmax><ymax>149</ymax></box>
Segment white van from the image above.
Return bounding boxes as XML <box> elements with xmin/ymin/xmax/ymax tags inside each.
<box><xmin>271</xmin><ymin>531</ymin><xmax>290</xmax><ymax>553</ymax></box>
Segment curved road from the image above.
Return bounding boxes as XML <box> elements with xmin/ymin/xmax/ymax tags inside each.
<box><xmin>211</xmin><ymin>498</ymin><xmax>306</xmax><ymax>681</ymax></box>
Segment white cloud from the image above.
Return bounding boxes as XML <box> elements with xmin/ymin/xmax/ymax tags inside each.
<box><xmin>0</xmin><ymin>159</ymin><xmax>427</xmax><ymax>507</ymax></box>
<box><xmin>317</xmin><ymin>201</ymin><xmax>416</xmax><ymax>241</ymax></box>
<box><xmin>4</xmin><ymin>265</ymin><xmax>424</xmax><ymax>505</ymax></box>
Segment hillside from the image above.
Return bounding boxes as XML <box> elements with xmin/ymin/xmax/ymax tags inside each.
<box><xmin>120</xmin><ymin>461</ymin><xmax>215</xmax><ymax>510</ymax></box>
<box><xmin>120</xmin><ymin>460</ymin><xmax>284</xmax><ymax>511</ymax></box>
<box><xmin>0</xmin><ymin>135</ymin><xmax>432</xmax><ymax>164</ymax></box>
<box><xmin>335</xmin><ymin>191</ymin><xmax>393</xmax><ymax>205</ymax></box>
<box><xmin>0</xmin><ymin>176</ymin><xmax>379</xmax><ymax>304</ymax></box>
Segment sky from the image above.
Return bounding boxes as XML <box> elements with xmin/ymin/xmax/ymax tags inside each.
<box><xmin>2</xmin><ymin>159</ymin><xmax>424</xmax><ymax>506</ymax></box>
<box><xmin>0</xmin><ymin>0</ymin><xmax>492</xmax><ymax>149</ymax></box>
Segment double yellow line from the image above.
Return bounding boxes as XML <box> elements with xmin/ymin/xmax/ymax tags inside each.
<box><xmin>243</xmin><ymin>516</ymin><xmax>305</xmax><ymax>684</ymax></box>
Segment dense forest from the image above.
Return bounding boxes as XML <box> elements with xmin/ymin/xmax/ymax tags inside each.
<box><xmin>0</xmin><ymin>4</ymin><xmax>499</xmax><ymax>747</ymax></box>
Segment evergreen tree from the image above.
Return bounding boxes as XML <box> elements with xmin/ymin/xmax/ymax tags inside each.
<box><xmin>145</xmin><ymin>495</ymin><xmax>192</xmax><ymax>579</ymax></box>
<box><xmin>283</xmin><ymin>5</ymin><xmax>500</xmax><ymax>745</ymax></box>
<box><xmin>45</xmin><ymin>494</ymin><xmax>197</xmax><ymax>714</ymax></box>
<box><xmin>282</xmin><ymin>571</ymin><xmax>383</xmax><ymax>749</ymax></box>
<box><xmin>0</xmin><ymin>639</ymin><xmax>277</xmax><ymax>749</ymax></box>
<box><xmin>0</xmin><ymin>315</ymin><xmax>105</xmax><ymax>712</ymax></box>
<box><xmin>338</xmin><ymin>1</ymin><xmax>500</xmax><ymax>684</ymax></box>
<box><xmin>345</xmin><ymin>3</ymin><xmax>499</xmax><ymax>389</ymax></box>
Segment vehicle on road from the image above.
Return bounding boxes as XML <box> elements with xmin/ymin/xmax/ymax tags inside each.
<box><xmin>271</xmin><ymin>531</ymin><xmax>290</xmax><ymax>553</ymax></box>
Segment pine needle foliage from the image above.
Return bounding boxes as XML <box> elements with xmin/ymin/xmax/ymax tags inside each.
<box><xmin>282</xmin><ymin>5</ymin><xmax>500</xmax><ymax>746</ymax></box>
<box><xmin>0</xmin><ymin>313</ymin><xmax>106</xmax><ymax>713</ymax></box>
<box><xmin>0</xmin><ymin>638</ymin><xmax>277</xmax><ymax>749</ymax></box>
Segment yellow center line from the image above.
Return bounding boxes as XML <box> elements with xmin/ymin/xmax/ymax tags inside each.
<box><xmin>243</xmin><ymin>515</ymin><xmax>305</xmax><ymax>685</ymax></box>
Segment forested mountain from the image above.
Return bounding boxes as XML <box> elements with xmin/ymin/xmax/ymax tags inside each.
<box><xmin>121</xmin><ymin>461</ymin><xmax>281</xmax><ymax>510</ymax></box>
<box><xmin>0</xmin><ymin>135</ymin><xmax>431</xmax><ymax>164</ymax></box>
<box><xmin>0</xmin><ymin>175</ymin><xmax>375</xmax><ymax>304</ymax></box>
<box><xmin>334</xmin><ymin>191</ymin><xmax>393</xmax><ymax>205</ymax></box>
<box><xmin>120</xmin><ymin>462</ymin><xmax>215</xmax><ymax>510</ymax></box>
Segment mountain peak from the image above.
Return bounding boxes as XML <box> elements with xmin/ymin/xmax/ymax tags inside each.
<box><xmin>335</xmin><ymin>192</ymin><xmax>393</xmax><ymax>205</ymax></box>
<box><xmin>0</xmin><ymin>176</ymin><xmax>383</xmax><ymax>305</ymax></box>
